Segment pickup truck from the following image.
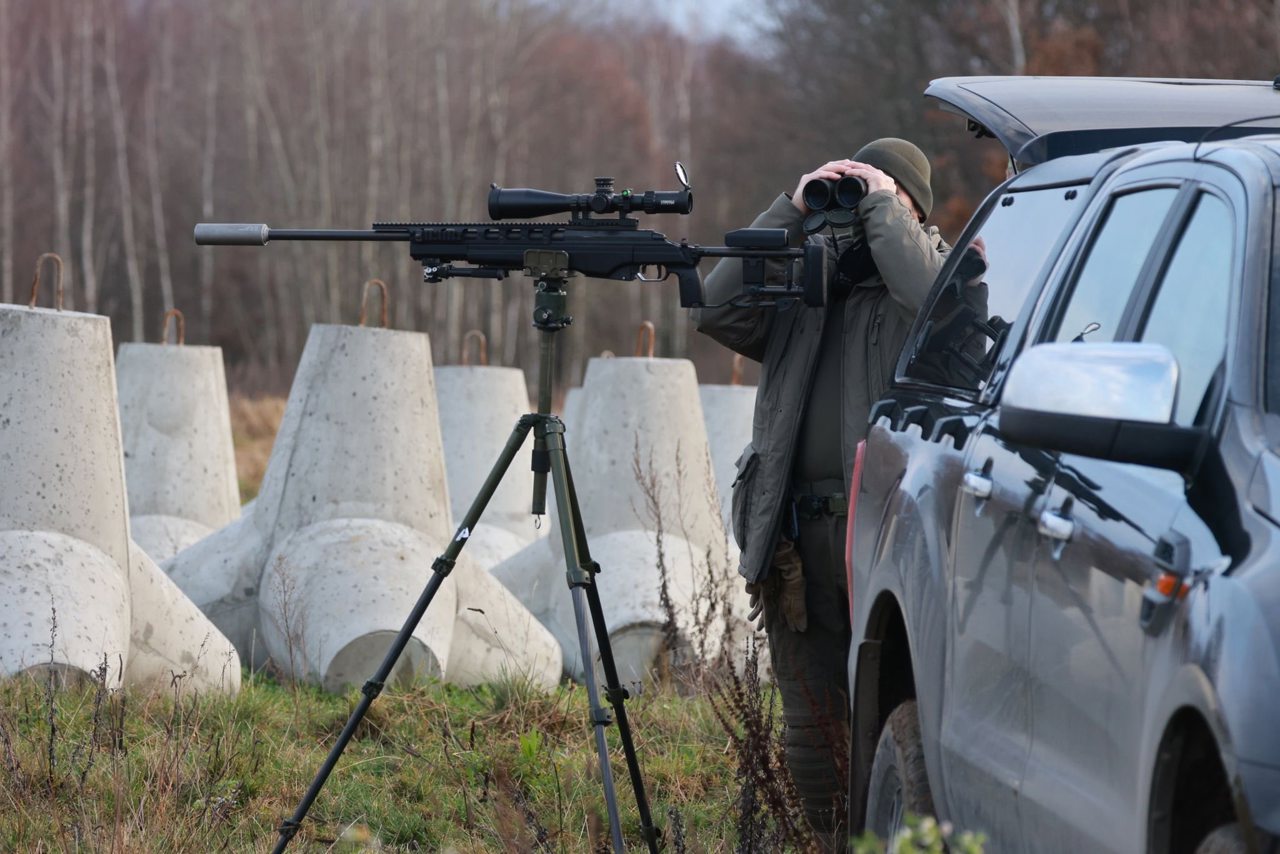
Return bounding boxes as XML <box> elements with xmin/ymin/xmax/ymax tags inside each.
<box><xmin>846</xmin><ymin>77</ymin><xmax>1280</xmax><ymax>854</ymax></box>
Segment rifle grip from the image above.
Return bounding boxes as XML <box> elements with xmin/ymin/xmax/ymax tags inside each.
<box><xmin>675</xmin><ymin>267</ymin><xmax>703</xmax><ymax>308</ymax></box>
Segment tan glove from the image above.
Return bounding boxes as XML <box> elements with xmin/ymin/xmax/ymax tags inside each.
<box><xmin>745</xmin><ymin>580</ymin><xmax>765</xmax><ymax>631</ymax></box>
<box><xmin>773</xmin><ymin>538</ymin><xmax>807</xmax><ymax>632</ymax></box>
<box><xmin>744</xmin><ymin>539</ymin><xmax>808</xmax><ymax>633</ymax></box>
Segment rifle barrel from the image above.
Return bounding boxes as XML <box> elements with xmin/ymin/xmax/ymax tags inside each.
<box><xmin>194</xmin><ymin>223</ymin><xmax>407</xmax><ymax>246</ymax></box>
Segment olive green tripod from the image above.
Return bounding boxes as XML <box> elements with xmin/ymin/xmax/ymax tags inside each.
<box><xmin>272</xmin><ymin>251</ymin><xmax>659</xmax><ymax>853</ymax></box>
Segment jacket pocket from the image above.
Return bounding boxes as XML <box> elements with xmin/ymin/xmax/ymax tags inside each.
<box><xmin>729</xmin><ymin>443</ymin><xmax>759</xmax><ymax>551</ymax></box>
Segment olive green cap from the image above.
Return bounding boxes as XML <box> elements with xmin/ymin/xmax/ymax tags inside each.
<box><xmin>854</xmin><ymin>137</ymin><xmax>933</xmax><ymax>220</ymax></box>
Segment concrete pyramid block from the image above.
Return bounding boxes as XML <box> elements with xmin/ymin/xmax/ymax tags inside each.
<box><xmin>164</xmin><ymin>323</ymin><xmax>559</xmax><ymax>691</ymax></box>
<box><xmin>117</xmin><ymin>338</ymin><xmax>240</xmax><ymax>562</ymax></box>
<box><xmin>167</xmin><ymin>324</ymin><xmax>457</xmax><ymax>689</ymax></box>
<box><xmin>0</xmin><ymin>301</ymin><xmax>240</xmax><ymax>691</ymax></box>
<box><xmin>434</xmin><ymin>363</ymin><xmax>540</xmax><ymax>570</ymax></box>
<box><xmin>546</xmin><ymin>356</ymin><xmax>730</xmax><ymax>682</ymax></box>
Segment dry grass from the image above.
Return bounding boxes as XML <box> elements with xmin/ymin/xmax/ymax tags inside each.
<box><xmin>229</xmin><ymin>394</ymin><xmax>286</xmax><ymax>502</ymax></box>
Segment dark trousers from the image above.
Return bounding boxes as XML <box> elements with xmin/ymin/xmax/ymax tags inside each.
<box><xmin>764</xmin><ymin>511</ymin><xmax>851</xmax><ymax>847</ymax></box>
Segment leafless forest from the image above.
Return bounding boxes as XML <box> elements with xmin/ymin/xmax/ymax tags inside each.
<box><xmin>3</xmin><ymin>0</ymin><xmax>1278</xmax><ymax>391</ymax></box>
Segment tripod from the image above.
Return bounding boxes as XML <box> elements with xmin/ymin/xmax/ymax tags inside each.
<box><xmin>272</xmin><ymin>250</ymin><xmax>660</xmax><ymax>853</ymax></box>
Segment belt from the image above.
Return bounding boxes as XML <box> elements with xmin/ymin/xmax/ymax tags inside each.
<box><xmin>791</xmin><ymin>477</ymin><xmax>848</xmax><ymax>519</ymax></box>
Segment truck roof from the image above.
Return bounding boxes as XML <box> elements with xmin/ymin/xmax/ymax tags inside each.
<box><xmin>926</xmin><ymin>76</ymin><xmax>1280</xmax><ymax>166</ymax></box>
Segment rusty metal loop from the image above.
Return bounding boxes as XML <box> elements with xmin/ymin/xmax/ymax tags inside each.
<box><xmin>359</xmin><ymin>278</ymin><xmax>389</xmax><ymax>328</ymax></box>
<box><xmin>27</xmin><ymin>252</ymin><xmax>65</xmax><ymax>311</ymax></box>
<box><xmin>731</xmin><ymin>353</ymin><xmax>745</xmax><ymax>386</ymax></box>
<box><xmin>634</xmin><ymin>320</ymin><xmax>655</xmax><ymax>358</ymax></box>
<box><xmin>161</xmin><ymin>308</ymin><xmax>186</xmax><ymax>345</ymax></box>
<box><xmin>462</xmin><ymin>330</ymin><xmax>489</xmax><ymax>366</ymax></box>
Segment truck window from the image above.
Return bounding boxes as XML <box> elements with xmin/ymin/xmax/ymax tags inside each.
<box><xmin>1137</xmin><ymin>193</ymin><xmax>1233</xmax><ymax>426</ymax></box>
<box><xmin>904</xmin><ymin>186</ymin><xmax>1082</xmax><ymax>392</ymax></box>
<box><xmin>1050</xmin><ymin>187</ymin><xmax>1179</xmax><ymax>345</ymax></box>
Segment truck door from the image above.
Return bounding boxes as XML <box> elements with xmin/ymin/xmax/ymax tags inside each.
<box><xmin>1015</xmin><ymin>179</ymin><xmax>1239</xmax><ymax>852</ymax></box>
<box><xmin>893</xmin><ymin>179</ymin><xmax>1088</xmax><ymax>842</ymax></box>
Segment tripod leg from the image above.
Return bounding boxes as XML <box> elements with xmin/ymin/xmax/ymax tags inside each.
<box><xmin>272</xmin><ymin>416</ymin><xmax>539</xmax><ymax>854</ymax></box>
<box><xmin>556</xmin><ymin>446</ymin><xmax>662</xmax><ymax>854</ymax></box>
<box><xmin>546</xmin><ymin>424</ymin><xmax>660</xmax><ymax>854</ymax></box>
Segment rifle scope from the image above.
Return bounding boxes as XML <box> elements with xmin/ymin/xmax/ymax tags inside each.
<box><xmin>489</xmin><ymin>176</ymin><xmax>692</xmax><ymax>220</ymax></box>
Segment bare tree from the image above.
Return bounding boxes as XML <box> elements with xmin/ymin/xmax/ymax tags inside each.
<box><xmin>34</xmin><ymin>4</ymin><xmax>76</xmax><ymax>307</ymax></box>
<box><xmin>0</xmin><ymin>0</ymin><xmax>12</xmax><ymax>304</ymax></box>
<box><xmin>198</xmin><ymin>5</ymin><xmax>219</xmax><ymax>343</ymax></box>
<box><xmin>104</xmin><ymin>10</ymin><xmax>145</xmax><ymax>340</ymax></box>
<box><xmin>78</xmin><ymin>1</ymin><xmax>99</xmax><ymax>313</ymax></box>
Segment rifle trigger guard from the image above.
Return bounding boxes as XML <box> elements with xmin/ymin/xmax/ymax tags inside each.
<box><xmin>636</xmin><ymin>264</ymin><xmax>667</xmax><ymax>283</ymax></box>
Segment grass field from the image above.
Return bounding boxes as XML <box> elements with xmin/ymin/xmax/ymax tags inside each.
<box><xmin>0</xmin><ymin>395</ymin><xmax>984</xmax><ymax>852</ymax></box>
<box><xmin>0</xmin><ymin>664</ymin><xmax>763</xmax><ymax>851</ymax></box>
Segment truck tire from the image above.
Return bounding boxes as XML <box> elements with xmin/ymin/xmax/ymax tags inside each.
<box><xmin>865</xmin><ymin>700</ymin><xmax>935</xmax><ymax>844</ymax></box>
<box><xmin>1196</xmin><ymin>823</ymin><xmax>1246</xmax><ymax>854</ymax></box>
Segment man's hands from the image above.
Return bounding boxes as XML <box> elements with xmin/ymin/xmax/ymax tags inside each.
<box><xmin>792</xmin><ymin>159</ymin><xmax>897</xmax><ymax>214</ymax></box>
<box><xmin>744</xmin><ymin>538</ymin><xmax>808</xmax><ymax>633</ymax></box>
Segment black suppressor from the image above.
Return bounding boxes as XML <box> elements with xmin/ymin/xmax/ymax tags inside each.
<box><xmin>802</xmin><ymin>175</ymin><xmax>868</xmax><ymax>212</ymax></box>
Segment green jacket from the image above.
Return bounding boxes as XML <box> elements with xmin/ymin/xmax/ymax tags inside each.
<box><xmin>694</xmin><ymin>190</ymin><xmax>949</xmax><ymax>582</ymax></box>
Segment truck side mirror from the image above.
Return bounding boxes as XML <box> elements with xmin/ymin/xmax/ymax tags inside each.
<box><xmin>999</xmin><ymin>342</ymin><xmax>1203</xmax><ymax>473</ymax></box>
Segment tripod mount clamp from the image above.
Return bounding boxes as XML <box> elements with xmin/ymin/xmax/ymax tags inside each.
<box><xmin>527</xmin><ymin>249</ymin><xmax>574</xmax><ymax>331</ymax></box>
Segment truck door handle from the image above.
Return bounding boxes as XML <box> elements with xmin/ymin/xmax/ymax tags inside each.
<box><xmin>961</xmin><ymin>472</ymin><xmax>993</xmax><ymax>499</ymax></box>
<box><xmin>1037</xmin><ymin>509</ymin><xmax>1074</xmax><ymax>542</ymax></box>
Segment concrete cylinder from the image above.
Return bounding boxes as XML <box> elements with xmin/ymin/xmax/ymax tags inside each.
<box><xmin>434</xmin><ymin>365</ymin><xmax>539</xmax><ymax>567</ymax></box>
<box><xmin>548</xmin><ymin>529</ymin><xmax>724</xmax><ymax>683</ymax></box>
<box><xmin>258</xmin><ymin>518</ymin><xmax>454</xmax><ymax>692</ymax></box>
<box><xmin>131</xmin><ymin>515</ymin><xmax>216</xmax><ymax>564</ymax></box>
<box><xmin>490</xmin><ymin>535</ymin><xmax>560</xmax><ymax>623</ymax></box>
<box><xmin>126</xmin><ymin>540</ymin><xmax>242</xmax><ymax>694</ymax></box>
<box><xmin>447</xmin><ymin>553</ymin><xmax>561</xmax><ymax>689</ymax></box>
<box><xmin>116</xmin><ymin>343</ymin><xmax>240</xmax><ymax>559</ymax></box>
<box><xmin>0</xmin><ymin>531</ymin><xmax>131</xmax><ymax>684</ymax></box>
<box><xmin>163</xmin><ymin>512</ymin><xmax>272</xmax><ymax>667</ymax></box>
<box><xmin>547</xmin><ymin>357</ymin><xmax>729</xmax><ymax>681</ymax></box>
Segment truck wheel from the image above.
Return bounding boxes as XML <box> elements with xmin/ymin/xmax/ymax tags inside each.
<box><xmin>1196</xmin><ymin>823</ymin><xmax>1246</xmax><ymax>854</ymax></box>
<box><xmin>865</xmin><ymin>700</ymin><xmax>934</xmax><ymax>844</ymax></box>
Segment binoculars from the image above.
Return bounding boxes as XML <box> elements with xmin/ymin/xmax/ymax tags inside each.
<box><xmin>802</xmin><ymin>175</ymin><xmax>868</xmax><ymax>213</ymax></box>
<box><xmin>800</xmin><ymin>175</ymin><xmax>868</xmax><ymax>234</ymax></box>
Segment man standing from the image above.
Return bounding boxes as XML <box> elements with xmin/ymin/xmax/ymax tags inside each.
<box><xmin>695</xmin><ymin>139</ymin><xmax>948</xmax><ymax>845</ymax></box>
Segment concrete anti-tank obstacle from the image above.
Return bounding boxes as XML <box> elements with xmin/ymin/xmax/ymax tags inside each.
<box><xmin>167</xmin><ymin>298</ymin><xmax>456</xmax><ymax>687</ymax></box>
<box><xmin>117</xmin><ymin>309</ymin><xmax>240</xmax><ymax>562</ymax></box>
<box><xmin>434</xmin><ymin>330</ymin><xmax>541</xmax><ymax>572</ymax></box>
<box><xmin>447</xmin><ymin>551</ymin><xmax>561</xmax><ymax>689</ymax></box>
<box><xmin>0</xmin><ymin>258</ymin><xmax>240</xmax><ymax>692</ymax></box>
<box><xmin>546</xmin><ymin>323</ymin><xmax>730</xmax><ymax>683</ymax></box>
<box><xmin>167</xmin><ymin>283</ymin><xmax>559</xmax><ymax>690</ymax></box>
<box><xmin>698</xmin><ymin>352</ymin><xmax>765</xmax><ymax>677</ymax></box>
